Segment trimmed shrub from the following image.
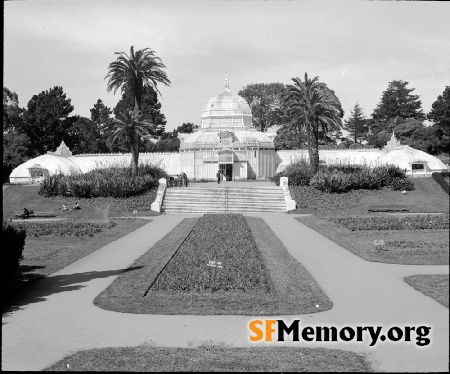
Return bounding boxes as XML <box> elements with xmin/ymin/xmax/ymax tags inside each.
<box><xmin>432</xmin><ymin>172</ymin><xmax>450</xmax><ymax>195</ymax></box>
<box><xmin>1</xmin><ymin>219</ymin><xmax>26</xmax><ymax>282</ymax></box>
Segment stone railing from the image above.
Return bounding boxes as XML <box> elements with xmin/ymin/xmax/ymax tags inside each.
<box><xmin>151</xmin><ymin>178</ymin><xmax>167</xmax><ymax>213</ymax></box>
<box><xmin>280</xmin><ymin>177</ymin><xmax>296</xmax><ymax>211</ymax></box>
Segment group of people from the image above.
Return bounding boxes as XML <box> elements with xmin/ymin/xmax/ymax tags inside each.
<box><xmin>216</xmin><ymin>171</ymin><xmax>227</xmax><ymax>184</ymax></box>
<box><xmin>169</xmin><ymin>172</ymin><xmax>189</xmax><ymax>187</ymax></box>
<box><xmin>62</xmin><ymin>202</ymin><xmax>80</xmax><ymax>211</ymax></box>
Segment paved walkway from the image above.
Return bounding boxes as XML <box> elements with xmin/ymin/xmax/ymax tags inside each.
<box><xmin>2</xmin><ymin>213</ymin><xmax>448</xmax><ymax>372</ymax></box>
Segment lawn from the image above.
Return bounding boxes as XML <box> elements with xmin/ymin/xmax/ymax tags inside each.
<box><xmin>2</xmin><ymin>184</ymin><xmax>160</xmax><ymax>219</ymax></box>
<box><xmin>94</xmin><ymin>214</ymin><xmax>333</xmax><ymax>315</ymax></box>
<box><xmin>44</xmin><ymin>345</ymin><xmax>373</xmax><ymax>372</ymax></box>
<box><xmin>289</xmin><ymin>177</ymin><xmax>449</xmax><ymax>215</ymax></box>
<box><xmin>403</xmin><ymin>274</ymin><xmax>449</xmax><ymax>308</ymax></box>
<box><xmin>2</xmin><ymin>217</ymin><xmax>150</xmax><ymax>316</ymax></box>
<box><xmin>295</xmin><ymin>215</ymin><xmax>449</xmax><ymax>265</ymax></box>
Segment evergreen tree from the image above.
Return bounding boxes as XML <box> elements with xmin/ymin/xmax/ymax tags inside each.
<box><xmin>428</xmin><ymin>86</ymin><xmax>450</xmax><ymax>154</ymax></box>
<box><xmin>21</xmin><ymin>86</ymin><xmax>74</xmax><ymax>154</ymax></box>
<box><xmin>90</xmin><ymin>99</ymin><xmax>112</xmax><ymax>134</ymax></box>
<box><xmin>343</xmin><ymin>102</ymin><xmax>369</xmax><ymax>144</ymax></box>
<box><xmin>372</xmin><ymin>80</ymin><xmax>425</xmax><ymax>121</ymax></box>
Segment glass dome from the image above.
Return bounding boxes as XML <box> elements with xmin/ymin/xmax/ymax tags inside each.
<box><xmin>200</xmin><ymin>77</ymin><xmax>253</xmax><ymax>128</ymax></box>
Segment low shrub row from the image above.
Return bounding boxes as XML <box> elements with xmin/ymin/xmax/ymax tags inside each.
<box><xmin>331</xmin><ymin>214</ymin><xmax>449</xmax><ymax>231</ymax></box>
<box><xmin>273</xmin><ymin>159</ymin><xmax>414</xmax><ymax>193</ymax></box>
<box><xmin>2</xmin><ymin>219</ymin><xmax>26</xmax><ymax>282</ymax></box>
<box><xmin>150</xmin><ymin>214</ymin><xmax>272</xmax><ymax>292</ymax></box>
<box><xmin>432</xmin><ymin>172</ymin><xmax>450</xmax><ymax>195</ymax></box>
<box><xmin>39</xmin><ymin>163</ymin><xmax>168</xmax><ymax>198</ymax></box>
<box><xmin>13</xmin><ymin>220</ymin><xmax>117</xmax><ymax>237</ymax></box>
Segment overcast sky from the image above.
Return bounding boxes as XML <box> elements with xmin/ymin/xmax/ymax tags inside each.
<box><xmin>4</xmin><ymin>1</ymin><xmax>449</xmax><ymax>131</ymax></box>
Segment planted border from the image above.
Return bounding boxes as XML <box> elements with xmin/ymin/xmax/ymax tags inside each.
<box><xmin>94</xmin><ymin>215</ymin><xmax>332</xmax><ymax>315</ymax></box>
<box><xmin>296</xmin><ymin>215</ymin><xmax>449</xmax><ymax>265</ymax></box>
<box><xmin>331</xmin><ymin>214</ymin><xmax>449</xmax><ymax>231</ymax></box>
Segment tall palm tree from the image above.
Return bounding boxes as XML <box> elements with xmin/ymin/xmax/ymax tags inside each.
<box><xmin>110</xmin><ymin>109</ymin><xmax>155</xmax><ymax>176</ymax></box>
<box><xmin>105</xmin><ymin>46</ymin><xmax>170</xmax><ymax>174</ymax></box>
<box><xmin>282</xmin><ymin>73</ymin><xmax>343</xmax><ymax>172</ymax></box>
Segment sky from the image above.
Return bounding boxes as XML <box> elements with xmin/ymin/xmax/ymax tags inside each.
<box><xmin>4</xmin><ymin>0</ymin><xmax>450</xmax><ymax>132</ymax></box>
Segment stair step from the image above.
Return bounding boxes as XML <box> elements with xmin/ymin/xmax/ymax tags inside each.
<box><xmin>161</xmin><ymin>186</ymin><xmax>288</xmax><ymax>214</ymax></box>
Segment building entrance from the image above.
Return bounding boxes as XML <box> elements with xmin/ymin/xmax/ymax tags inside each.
<box><xmin>219</xmin><ymin>164</ymin><xmax>232</xmax><ymax>181</ymax></box>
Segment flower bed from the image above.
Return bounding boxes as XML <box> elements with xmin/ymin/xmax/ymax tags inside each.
<box><xmin>331</xmin><ymin>214</ymin><xmax>449</xmax><ymax>231</ymax></box>
<box><xmin>13</xmin><ymin>220</ymin><xmax>117</xmax><ymax>237</ymax></box>
<box><xmin>150</xmin><ymin>214</ymin><xmax>272</xmax><ymax>293</ymax></box>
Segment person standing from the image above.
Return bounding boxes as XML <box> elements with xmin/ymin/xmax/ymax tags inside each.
<box><xmin>221</xmin><ymin>172</ymin><xmax>226</xmax><ymax>185</ymax></box>
<box><xmin>216</xmin><ymin>170</ymin><xmax>221</xmax><ymax>184</ymax></box>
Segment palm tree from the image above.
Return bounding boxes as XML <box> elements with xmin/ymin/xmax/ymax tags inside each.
<box><xmin>105</xmin><ymin>46</ymin><xmax>170</xmax><ymax>174</ymax></box>
<box><xmin>110</xmin><ymin>109</ymin><xmax>155</xmax><ymax>176</ymax></box>
<box><xmin>282</xmin><ymin>73</ymin><xmax>343</xmax><ymax>172</ymax></box>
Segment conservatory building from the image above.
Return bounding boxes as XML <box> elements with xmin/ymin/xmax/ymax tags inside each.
<box><xmin>8</xmin><ymin>78</ymin><xmax>448</xmax><ymax>184</ymax></box>
<box><xmin>178</xmin><ymin>77</ymin><xmax>277</xmax><ymax>180</ymax></box>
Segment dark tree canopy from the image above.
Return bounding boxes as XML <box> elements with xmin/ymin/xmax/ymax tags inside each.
<box><xmin>343</xmin><ymin>102</ymin><xmax>369</xmax><ymax>144</ymax></box>
<box><xmin>67</xmin><ymin>116</ymin><xmax>110</xmax><ymax>154</ymax></box>
<box><xmin>238</xmin><ymin>83</ymin><xmax>292</xmax><ymax>132</ymax></box>
<box><xmin>428</xmin><ymin>86</ymin><xmax>450</xmax><ymax>139</ymax></box>
<box><xmin>2</xmin><ymin>132</ymin><xmax>34</xmax><ymax>183</ymax></box>
<box><xmin>372</xmin><ymin>80</ymin><xmax>425</xmax><ymax>122</ymax></box>
<box><xmin>21</xmin><ymin>86</ymin><xmax>74</xmax><ymax>154</ymax></box>
<box><xmin>90</xmin><ymin>99</ymin><xmax>112</xmax><ymax>130</ymax></box>
<box><xmin>113</xmin><ymin>85</ymin><xmax>167</xmax><ymax>138</ymax></box>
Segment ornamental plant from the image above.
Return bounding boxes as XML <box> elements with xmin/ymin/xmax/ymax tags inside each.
<box><xmin>39</xmin><ymin>163</ymin><xmax>167</xmax><ymax>198</ymax></box>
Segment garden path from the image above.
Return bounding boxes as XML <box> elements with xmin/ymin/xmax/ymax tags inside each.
<box><xmin>2</xmin><ymin>213</ymin><xmax>448</xmax><ymax>372</ymax></box>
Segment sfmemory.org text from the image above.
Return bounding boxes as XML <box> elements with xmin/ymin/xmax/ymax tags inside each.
<box><xmin>249</xmin><ymin>320</ymin><xmax>431</xmax><ymax>346</ymax></box>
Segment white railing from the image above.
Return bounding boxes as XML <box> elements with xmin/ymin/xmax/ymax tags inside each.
<box><xmin>280</xmin><ymin>177</ymin><xmax>296</xmax><ymax>211</ymax></box>
<box><xmin>151</xmin><ymin>178</ymin><xmax>167</xmax><ymax>213</ymax></box>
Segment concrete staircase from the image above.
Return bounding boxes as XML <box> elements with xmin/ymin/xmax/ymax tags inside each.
<box><xmin>162</xmin><ymin>187</ymin><xmax>286</xmax><ymax>214</ymax></box>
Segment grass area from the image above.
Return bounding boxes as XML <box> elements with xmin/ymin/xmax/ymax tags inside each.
<box><xmin>2</xmin><ymin>218</ymin><xmax>150</xmax><ymax>316</ymax></box>
<box><xmin>44</xmin><ymin>344</ymin><xmax>373</xmax><ymax>372</ymax></box>
<box><xmin>2</xmin><ymin>184</ymin><xmax>160</xmax><ymax>220</ymax></box>
<box><xmin>95</xmin><ymin>215</ymin><xmax>332</xmax><ymax>315</ymax></box>
<box><xmin>404</xmin><ymin>274</ymin><xmax>449</xmax><ymax>308</ymax></box>
<box><xmin>289</xmin><ymin>178</ymin><xmax>449</xmax><ymax>215</ymax></box>
<box><xmin>295</xmin><ymin>215</ymin><xmax>448</xmax><ymax>265</ymax></box>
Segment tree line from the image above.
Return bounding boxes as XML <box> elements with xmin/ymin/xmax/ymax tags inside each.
<box><xmin>3</xmin><ymin>45</ymin><xmax>449</xmax><ymax>180</ymax></box>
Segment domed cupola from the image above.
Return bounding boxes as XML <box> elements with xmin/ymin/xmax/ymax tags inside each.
<box><xmin>200</xmin><ymin>73</ymin><xmax>253</xmax><ymax>128</ymax></box>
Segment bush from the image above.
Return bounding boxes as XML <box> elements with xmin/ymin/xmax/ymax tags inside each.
<box><xmin>432</xmin><ymin>172</ymin><xmax>450</xmax><ymax>195</ymax></box>
<box><xmin>271</xmin><ymin>158</ymin><xmax>313</xmax><ymax>186</ymax></box>
<box><xmin>39</xmin><ymin>163</ymin><xmax>168</xmax><ymax>198</ymax></box>
<box><xmin>310</xmin><ymin>164</ymin><xmax>414</xmax><ymax>193</ymax></box>
<box><xmin>1</xmin><ymin>219</ymin><xmax>26</xmax><ymax>282</ymax></box>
